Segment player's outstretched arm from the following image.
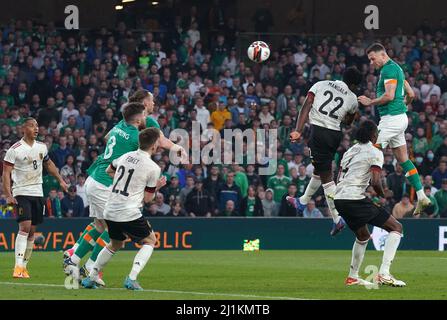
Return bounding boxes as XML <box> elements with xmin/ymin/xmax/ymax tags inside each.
<box><xmin>44</xmin><ymin>159</ymin><xmax>68</xmax><ymax>192</ymax></box>
<box><xmin>358</xmin><ymin>81</ymin><xmax>396</xmax><ymax>107</ymax></box>
<box><xmin>143</xmin><ymin>176</ymin><xmax>167</xmax><ymax>203</ymax></box>
<box><xmin>2</xmin><ymin>163</ymin><xmax>17</xmax><ymax>205</ymax></box>
<box><xmin>370</xmin><ymin>166</ymin><xmax>385</xmax><ymax>198</ymax></box>
<box><xmin>158</xmin><ymin>131</ymin><xmax>188</xmax><ymax>162</ymax></box>
<box><xmin>404</xmin><ymin>80</ymin><xmax>415</xmax><ymax>105</ymax></box>
<box><xmin>290</xmin><ymin>92</ymin><xmax>314</xmax><ymax>142</ymax></box>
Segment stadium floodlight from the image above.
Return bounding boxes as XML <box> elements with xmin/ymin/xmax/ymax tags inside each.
<box><xmin>152</xmin><ymin>1</ymin><xmax>159</xmax><ymax>5</ymax></box>
<box><xmin>115</xmin><ymin>5</ymin><xmax>124</xmax><ymax>10</ymax></box>
<box><xmin>122</xmin><ymin>0</ymin><xmax>135</xmax><ymax>3</ymax></box>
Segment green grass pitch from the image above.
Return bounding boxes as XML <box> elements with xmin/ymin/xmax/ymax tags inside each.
<box><xmin>0</xmin><ymin>250</ymin><xmax>446</xmax><ymax>300</ymax></box>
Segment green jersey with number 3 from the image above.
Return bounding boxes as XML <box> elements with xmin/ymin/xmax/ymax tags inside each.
<box><xmin>88</xmin><ymin>121</ymin><xmax>139</xmax><ymax>187</ymax></box>
<box><xmin>376</xmin><ymin>59</ymin><xmax>407</xmax><ymax>117</ymax></box>
<box><xmin>88</xmin><ymin>117</ymin><xmax>161</xmax><ymax>187</ymax></box>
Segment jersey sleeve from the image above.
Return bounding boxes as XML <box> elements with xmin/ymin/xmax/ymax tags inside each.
<box><xmin>43</xmin><ymin>144</ymin><xmax>50</xmax><ymax>161</ymax></box>
<box><xmin>308</xmin><ymin>82</ymin><xmax>321</xmax><ymax>95</ymax></box>
<box><xmin>146</xmin><ymin>116</ymin><xmax>161</xmax><ymax>129</ymax></box>
<box><xmin>145</xmin><ymin>166</ymin><xmax>161</xmax><ymax>193</ymax></box>
<box><xmin>382</xmin><ymin>65</ymin><xmax>399</xmax><ymax>85</ymax></box>
<box><xmin>370</xmin><ymin>149</ymin><xmax>384</xmax><ymax>169</ymax></box>
<box><xmin>3</xmin><ymin>148</ymin><xmax>16</xmax><ymax>166</ymax></box>
<box><xmin>348</xmin><ymin>94</ymin><xmax>359</xmax><ymax>114</ymax></box>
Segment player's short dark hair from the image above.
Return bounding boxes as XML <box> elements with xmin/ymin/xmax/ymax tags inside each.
<box><xmin>24</xmin><ymin>117</ymin><xmax>37</xmax><ymax>124</ymax></box>
<box><xmin>139</xmin><ymin>127</ymin><xmax>160</xmax><ymax>151</ymax></box>
<box><xmin>366</xmin><ymin>43</ymin><xmax>386</xmax><ymax>54</ymax></box>
<box><xmin>356</xmin><ymin>120</ymin><xmax>378</xmax><ymax>144</ymax></box>
<box><xmin>129</xmin><ymin>89</ymin><xmax>152</xmax><ymax>103</ymax></box>
<box><xmin>343</xmin><ymin>67</ymin><xmax>363</xmax><ymax>87</ymax></box>
<box><xmin>122</xmin><ymin>102</ymin><xmax>145</xmax><ymax>123</ymax></box>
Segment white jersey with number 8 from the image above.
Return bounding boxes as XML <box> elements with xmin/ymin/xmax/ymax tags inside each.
<box><xmin>308</xmin><ymin>80</ymin><xmax>358</xmax><ymax>131</ymax></box>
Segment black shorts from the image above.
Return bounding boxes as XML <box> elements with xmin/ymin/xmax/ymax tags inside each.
<box><xmin>15</xmin><ymin>196</ymin><xmax>45</xmax><ymax>225</ymax></box>
<box><xmin>308</xmin><ymin>125</ymin><xmax>343</xmax><ymax>174</ymax></box>
<box><xmin>334</xmin><ymin>198</ymin><xmax>391</xmax><ymax>232</ymax></box>
<box><xmin>105</xmin><ymin>217</ymin><xmax>153</xmax><ymax>243</ymax></box>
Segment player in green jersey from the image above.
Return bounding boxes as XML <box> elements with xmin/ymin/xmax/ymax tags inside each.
<box><xmin>358</xmin><ymin>43</ymin><xmax>431</xmax><ymax>215</ymax></box>
<box><xmin>64</xmin><ymin>90</ymin><xmax>186</xmax><ymax>283</ymax></box>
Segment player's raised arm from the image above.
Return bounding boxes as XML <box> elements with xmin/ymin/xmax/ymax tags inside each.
<box><xmin>290</xmin><ymin>92</ymin><xmax>314</xmax><ymax>142</ymax></box>
<box><xmin>359</xmin><ymin>79</ymin><xmax>397</xmax><ymax>107</ymax></box>
<box><xmin>144</xmin><ymin>175</ymin><xmax>167</xmax><ymax>203</ymax></box>
<box><xmin>158</xmin><ymin>131</ymin><xmax>188</xmax><ymax>162</ymax></box>
<box><xmin>44</xmin><ymin>158</ymin><xmax>68</xmax><ymax>192</ymax></box>
<box><xmin>404</xmin><ymin>80</ymin><xmax>415</xmax><ymax>105</ymax></box>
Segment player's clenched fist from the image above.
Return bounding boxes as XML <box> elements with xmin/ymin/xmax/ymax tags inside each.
<box><xmin>289</xmin><ymin>131</ymin><xmax>301</xmax><ymax>143</ymax></box>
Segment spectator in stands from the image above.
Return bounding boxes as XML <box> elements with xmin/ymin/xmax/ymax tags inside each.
<box><xmin>217</xmin><ymin>171</ymin><xmax>242</xmax><ymax>214</ymax></box>
<box><xmin>167</xmin><ymin>200</ymin><xmax>188</xmax><ymax>217</ymax></box>
<box><xmin>302</xmin><ymin>200</ymin><xmax>324</xmax><ymax>218</ymax></box>
<box><xmin>432</xmin><ymin>161</ymin><xmax>447</xmax><ymax>189</ymax></box>
<box><xmin>220</xmin><ymin>200</ymin><xmax>237</xmax><ymax>216</ymax></box>
<box><xmin>268</xmin><ymin>164</ymin><xmax>292</xmax><ymax>204</ymax></box>
<box><xmin>386</xmin><ymin>164</ymin><xmax>408</xmax><ymax>202</ymax></box>
<box><xmin>51</xmin><ymin>136</ymin><xmax>74</xmax><ymax>169</ymax></box>
<box><xmin>152</xmin><ymin>193</ymin><xmax>171</xmax><ymax>216</ymax></box>
<box><xmin>392</xmin><ymin>194</ymin><xmax>415</xmax><ymax>218</ymax></box>
<box><xmin>421</xmin><ymin>186</ymin><xmax>439</xmax><ymax>218</ymax></box>
<box><xmin>61</xmin><ymin>186</ymin><xmax>84</xmax><ymax>217</ymax></box>
<box><xmin>179</xmin><ymin>175</ymin><xmax>196</xmax><ymax>205</ymax></box>
<box><xmin>435</xmin><ymin>179</ymin><xmax>447</xmax><ymax>217</ymax></box>
<box><xmin>240</xmin><ymin>185</ymin><xmax>264</xmax><ymax>217</ymax></box>
<box><xmin>262</xmin><ymin>188</ymin><xmax>279</xmax><ymax>217</ymax></box>
<box><xmin>45</xmin><ymin>188</ymin><xmax>62</xmax><ymax>218</ymax></box>
<box><xmin>184</xmin><ymin>178</ymin><xmax>214</xmax><ymax>217</ymax></box>
<box><xmin>279</xmin><ymin>184</ymin><xmax>300</xmax><ymax>217</ymax></box>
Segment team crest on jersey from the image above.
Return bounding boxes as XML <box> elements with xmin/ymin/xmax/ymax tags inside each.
<box><xmin>39</xmin><ymin>153</ymin><xmax>43</xmax><ymax>160</ymax></box>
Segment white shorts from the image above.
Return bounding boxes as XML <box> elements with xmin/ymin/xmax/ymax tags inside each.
<box><xmin>85</xmin><ymin>176</ymin><xmax>112</xmax><ymax>219</ymax></box>
<box><xmin>377</xmin><ymin>114</ymin><xmax>408</xmax><ymax>149</ymax></box>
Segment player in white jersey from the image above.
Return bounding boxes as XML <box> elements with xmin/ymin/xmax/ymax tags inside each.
<box><xmin>334</xmin><ymin>120</ymin><xmax>406</xmax><ymax>287</ymax></box>
<box><xmin>81</xmin><ymin>127</ymin><xmax>166</xmax><ymax>290</ymax></box>
<box><xmin>2</xmin><ymin>118</ymin><xmax>67</xmax><ymax>278</ymax></box>
<box><xmin>288</xmin><ymin>67</ymin><xmax>363</xmax><ymax>236</ymax></box>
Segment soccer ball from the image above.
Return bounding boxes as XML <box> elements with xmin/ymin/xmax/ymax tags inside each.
<box><xmin>247</xmin><ymin>41</ymin><xmax>270</xmax><ymax>63</ymax></box>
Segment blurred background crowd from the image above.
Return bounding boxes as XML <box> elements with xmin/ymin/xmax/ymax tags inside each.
<box><xmin>1</xmin><ymin>12</ymin><xmax>447</xmax><ymax>219</ymax></box>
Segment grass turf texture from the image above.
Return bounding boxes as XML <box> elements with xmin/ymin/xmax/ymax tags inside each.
<box><xmin>0</xmin><ymin>250</ymin><xmax>446</xmax><ymax>300</ymax></box>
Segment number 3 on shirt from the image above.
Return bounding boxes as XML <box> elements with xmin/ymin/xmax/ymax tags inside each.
<box><xmin>103</xmin><ymin>136</ymin><xmax>116</xmax><ymax>160</ymax></box>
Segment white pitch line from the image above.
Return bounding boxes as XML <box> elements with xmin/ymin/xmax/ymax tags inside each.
<box><xmin>0</xmin><ymin>281</ymin><xmax>308</xmax><ymax>300</ymax></box>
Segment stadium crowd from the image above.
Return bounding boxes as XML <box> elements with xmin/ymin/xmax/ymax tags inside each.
<box><xmin>1</xmin><ymin>16</ymin><xmax>447</xmax><ymax>219</ymax></box>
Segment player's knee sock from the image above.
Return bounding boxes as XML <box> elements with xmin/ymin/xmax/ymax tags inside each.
<box><xmin>349</xmin><ymin>238</ymin><xmax>369</xmax><ymax>278</ymax></box>
<box><xmin>90</xmin><ymin>246</ymin><xmax>115</xmax><ymax>281</ymax></box>
<box><xmin>129</xmin><ymin>244</ymin><xmax>154</xmax><ymax>281</ymax></box>
<box><xmin>322</xmin><ymin>181</ymin><xmax>340</xmax><ymax>224</ymax></box>
<box><xmin>73</xmin><ymin>223</ymin><xmax>95</xmax><ymax>251</ymax></box>
<box><xmin>23</xmin><ymin>237</ymin><xmax>35</xmax><ymax>268</ymax></box>
<box><xmin>71</xmin><ymin>227</ymin><xmax>101</xmax><ymax>265</ymax></box>
<box><xmin>379</xmin><ymin>231</ymin><xmax>402</xmax><ymax>276</ymax></box>
<box><xmin>400</xmin><ymin>160</ymin><xmax>425</xmax><ymax>199</ymax></box>
<box><xmin>15</xmin><ymin>231</ymin><xmax>28</xmax><ymax>268</ymax></box>
<box><xmin>87</xmin><ymin>231</ymin><xmax>110</xmax><ymax>270</ymax></box>
<box><xmin>299</xmin><ymin>174</ymin><xmax>321</xmax><ymax>204</ymax></box>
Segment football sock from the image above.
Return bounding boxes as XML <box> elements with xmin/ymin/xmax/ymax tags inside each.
<box><xmin>349</xmin><ymin>238</ymin><xmax>369</xmax><ymax>278</ymax></box>
<box><xmin>15</xmin><ymin>231</ymin><xmax>28</xmax><ymax>268</ymax></box>
<box><xmin>299</xmin><ymin>174</ymin><xmax>321</xmax><ymax>205</ymax></box>
<box><xmin>73</xmin><ymin>223</ymin><xmax>95</xmax><ymax>251</ymax></box>
<box><xmin>400</xmin><ymin>160</ymin><xmax>423</xmax><ymax>195</ymax></box>
<box><xmin>322</xmin><ymin>181</ymin><xmax>341</xmax><ymax>224</ymax></box>
<box><xmin>89</xmin><ymin>231</ymin><xmax>110</xmax><ymax>265</ymax></box>
<box><xmin>90</xmin><ymin>246</ymin><xmax>115</xmax><ymax>281</ymax></box>
<box><xmin>23</xmin><ymin>237</ymin><xmax>35</xmax><ymax>268</ymax></box>
<box><xmin>72</xmin><ymin>226</ymin><xmax>101</xmax><ymax>264</ymax></box>
<box><xmin>379</xmin><ymin>231</ymin><xmax>402</xmax><ymax>276</ymax></box>
<box><xmin>129</xmin><ymin>244</ymin><xmax>154</xmax><ymax>281</ymax></box>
